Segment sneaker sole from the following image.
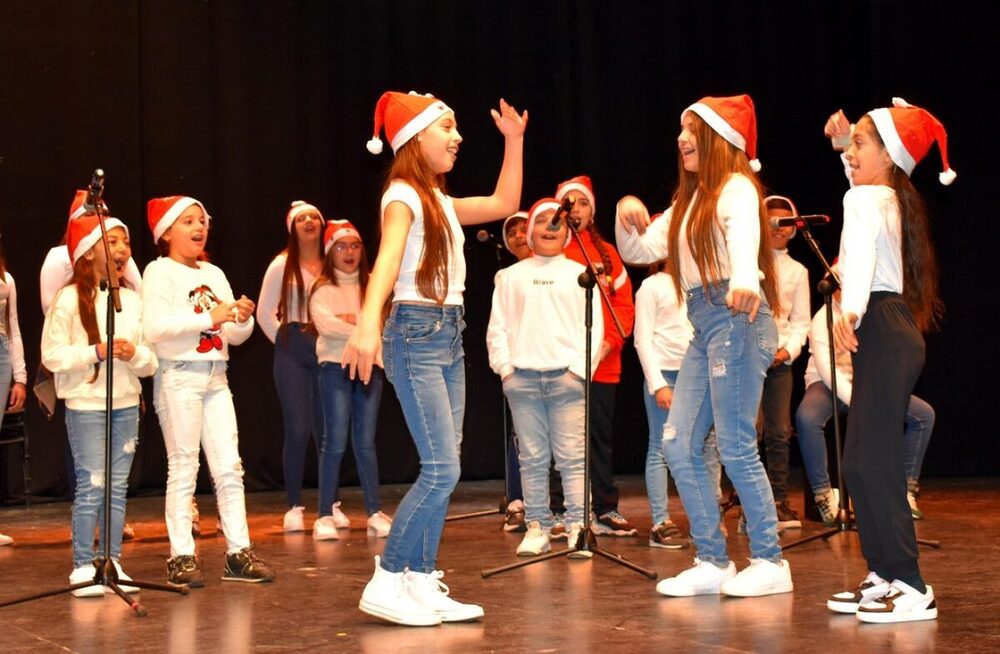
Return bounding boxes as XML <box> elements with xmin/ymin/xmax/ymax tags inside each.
<box><xmin>222</xmin><ymin>574</ymin><xmax>275</xmax><ymax>583</ymax></box>
<box><xmin>721</xmin><ymin>581</ymin><xmax>794</xmax><ymax>597</ymax></box>
<box><xmin>593</xmin><ymin>527</ymin><xmax>639</xmax><ymax>537</ymax></box>
<box><xmin>649</xmin><ymin>539</ymin><xmax>690</xmax><ymax>550</ymax></box>
<box><xmin>655</xmin><ymin>583</ymin><xmax>721</xmax><ymax>597</ymax></box>
<box><xmin>777</xmin><ymin>521</ymin><xmax>802</xmax><ymax>529</ymax></box>
<box><xmin>567</xmin><ymin>549</ymin><xmax>593</xmax><ymax>559</ymax></box>
<box><xmin>359</xmin><ymin>599</ymin><xmax>441</xmax><ymax>626</ymax></box>
<box><xmin>856</xmin><ymin>606</ymin><xmax>938</xmax><ymax>623</ymax></box>
<box><xmin>827</xmin><ymin>599</ymin><xmax>861</xmax><ymax>614</ymax></box>
<box><xmin>437</xmin><ymin>607</ymin><xmax>485</xmax><ymax>622</ymax></box>
<box><xmin>366</xmin><ymin>527</ymin><xmax>390</xmax><ymax>538</ymax></box>
<box><xmin>516</xmin><ymin>544</ymin><xmax>551</xmax><ymax>557</ymax></box>
<box><xmin>313</xmin><ymin>533</ymin><xmax>340</xmax><ymax>541</ymax></box>
<box><xmin>71</xmin><ymin>585</ymin><xmax>105</xmax><ymax>598</ymax></box>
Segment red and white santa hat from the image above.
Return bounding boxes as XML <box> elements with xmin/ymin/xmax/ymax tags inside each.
<box><xmin>68</xmin><ymin>189</ymin><xmax>109</xmax><ymax>221</ymax></box>
<box><xmin>555</xmin><ymin>175</ymin><xmax>596</xmax><ymax>215</ymax></box>
<box><xmin>67</xmin><ymin>214</ymin><xmax>128</xmax><ymax>264</ymax></box>
<box><xmin>147</xmin><ymin>196</ymin><xmax>211</xmax><ymax>242</ymax></box>
<box><xmin>285</xmin><ymin>201</ymin><xmax>324</xmax><ymax>232</ymax></box>
<box><xmin>322</xmin><ymin>219</ymin><xmax>361</xmax><ymax>255</ymax></box>
<box><xmin>527</xmin><ymin>198</ymin><xmax>571</xmax><ymax>250</ymax></box>
<box><xmin>764</xmin><ymin>194</ymin><xmax>799</xmax><ymax>216</ymax></box>
<box><xmin>501</xmin><ymin>211</ymin><xmax>529</xmax><ymax>253</ymax></box>
<box><xmin>366</xmin><ymin>91</ymin><xmax>453</xmax><ymax>155</ymax></box>
<box><xmin>867</xmin><ymin>97</ymin><xmax>957</xmax><ymax>185</ymax></box>
<box><xmin>684</xmin><ymin>94</ymin><xmax>761</xmax><ymax>172</ymax></box>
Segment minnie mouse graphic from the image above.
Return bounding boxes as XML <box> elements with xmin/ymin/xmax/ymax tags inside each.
<box><xmin>188</xmin><ymin>285</ymin><xmax>225</xmax><ymax>352</ymax></box>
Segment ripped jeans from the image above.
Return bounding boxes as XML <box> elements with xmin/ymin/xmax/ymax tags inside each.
<box><xmin>67</xmin><ymin>405</ymin><xmax>140</xmax><ymax>567</ymax></box>
<box><xmin>155</xmin><ymin>361</ymin><xmax>251</xmax><ymax>558</ymax></box>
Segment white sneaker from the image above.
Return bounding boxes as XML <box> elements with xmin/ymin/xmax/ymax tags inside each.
<box><xmin>359</xmin><ymin>556</ymin><xmax>441</xmax><ymax>626</ymax></box>
<box><xmin>110</xmin><ymin>560</ymin><xmax>140</xmax><ymax>594</ymax></box>
<box><xmin>827</xmin><ymin>571</ymin><xmax>890</xmax><ymax>613</ymax></box>
<box><xmin>516</xmin><ymin>522</ymin><xmax>551</xmax><ymax>556</ymax></box>
<box><xmin>367</xmin><ymin>511</ymin><xmax>392</xmax><ymax>538</ymax></box>
<box><xmin>69</xmin><ymin>564</ymin><xmax>104</xmax><ymax>598</ymax></box>
<box><xmin>0</xmin><ymin>532</ymin><xmax>13</xmax><ymax>546</ymax></box>
<box><xmin>313</xmin><ymin>516</ymin><xmax>340</xmax><ymax>541</ymax></box>
<box><xmin>405</xmin><ymin>569</ymin><xmax>484</xmax><ymax>622</ymax></box>
<box><xmin>283</xmin><ymin>506</ymin><xmax>305</xmax><ymax>533</ymax></box>
<box><xmin>656</xmin><ymin>558</ymin><xmax>737</xmax><ymax>597</ymax></box>
<box><xmin>721</xmin><ymin>559</ymin><xmax>794</xmax><ymax>597</ymax></box>
<box><xmin>856</xmin><ymin>580</ymin><xmax>937</xmax><ymax>623</ymax></box>
<box><xmin>566</xmin><ymin>523</ymin><xmax>593</xmax><ymax>559</ymax></box>
<box><xmin>814</xmin><ymin>488</ymin><xmax>840</xmax><ymax>525</ymax></box>
<box><xmin>331</xmin><ymin>502</ymin><xmax>351</xmax><ymax>529</ymax></box>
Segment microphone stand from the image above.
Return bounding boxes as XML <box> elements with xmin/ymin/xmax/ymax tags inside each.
<box><xmin>0</xmin><ymin>172</ymin><xmax>188</xmax><ymax>616</ymax></box>
<box><xmin>781</xmin><ymin>222</ymin><xmax>939</xmax><ymax>551</ymax></box>
<box><xmin>482</xmin><ymin>215</ymin><xmax>655</xmax><ymax>579</ymax></box>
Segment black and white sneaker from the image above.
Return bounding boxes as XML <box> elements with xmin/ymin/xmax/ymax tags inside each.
<box><xmin>223</xmin><ymin>547</ymin><xmax>276</xmax><ymax>583</ymax></box>
<box><xmin>827</xmin><ymin>571</ymin><xmax>891</xmax><ymax>613</ymax></box>
<box><xmin>856</xmin><ymin>580</ymin><xmax>937</xmax><ymax>623</ymax></box>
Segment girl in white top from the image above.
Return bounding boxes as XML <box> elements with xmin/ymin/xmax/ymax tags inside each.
<box><xmin>345</xmin><ymin>91</ymin><xmax>526</xmax><ymax>627</ymax></box>
<box><xmin>143</xmin><ymin>195</ymin><xmax>274</xmax><ymax>587</ymax></box>
<box><xmin>0</xmin><ymin>245</ymin><xmax>29</xmax><ymax>547</ymax></box>
<box><xmin>41</xmin><ymin>216</ymin><xmax>155</xmax><ymax>595</ymax></box>
<box><xmin>256</xmin><ymin>201</ymin><xmax>325</xmax><ymax>532</ymax></box>
<box><xmin>309</xmin><ymin>220</ymin><xmax>392</xmax><ymax>541</ymax></box>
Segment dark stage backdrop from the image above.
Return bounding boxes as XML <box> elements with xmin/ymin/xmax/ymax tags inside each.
<box><xmin>0</xmin><ymin>1</ymin><xmax>996</xmax><ymax>500</ymax></box>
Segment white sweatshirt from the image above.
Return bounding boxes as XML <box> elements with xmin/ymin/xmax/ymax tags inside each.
<box><xmin>41</xmin><ymin>286</ymin><xmax>156</xmax><ymax>410</ymax></box>
<box><xmin>633</xmin><ymin>272</ymin><xmax>693</xmax><ymax>393</ymax></box>
<box><xmin>40</xmin><ymin>245</ymin><xmax>142</xmax><ymax>315</ymax></box>
<box><xmin>803</xmin><ymin>301</ymin><xmax>854</xmax><ymax>405</ymax></box>
<box><xmin>256</xmin><ymin>253</ymin><xmax>318</xmax><ymax>342</ymax></box>
<box><xmin>615</xmin><ymin>173</ymin><xmax>762</xmax><ymax>294</ymax></box>
<box><xmin>0</xmin><ymin>273</ymin><xmax>27</xmax><ymax>384</ymax></box>
<box><xmin>141</xmin><ymin>257</ymin><xmax>253</xmax><ymax>361</ymax></box>
<box><xmin>487</xmin><ymin>254</ymin><xmax>603</xmax><ymax>381</ymax></box>
<box><xmin>310</xmin><ymin>269</ymin><xmax>362</xmax><ymax>365</ymax></box>
<box><xmin>772</xmin><ymin>249</ymin><xmax>811</xmax><ymax>364</ymax></box>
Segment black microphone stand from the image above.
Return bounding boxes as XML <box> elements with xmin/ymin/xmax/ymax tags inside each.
<box><xmin>0</xmin><ymin>171</ymin><xmax>188</xmax><ymax>616</ymax></box>
<box><xmin>781</xmin><ymin>222</ymin><xmax>939</xmax><ymax>551</ymax></box>
<box><xmin>482</xmin><ymin>213</ymin><xmax>656</xmax><ymax>579</ymax></box>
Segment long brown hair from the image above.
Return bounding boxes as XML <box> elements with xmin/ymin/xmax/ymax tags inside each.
<box><xmin>665</xmin><ymin>113</ymin><xmax>780</xmax><ymax>314</ymax></box>
<box><xmin>384</xmin><ymin>139</ymin><xmax>453</xmax><ymax>304</ymax></box>
<box><xmin>862</xmin><ymin>116</ymin><xmax>943</xmax><ymax>332</ymax></box>
<box><xmin>584</xmin><ymin>223</ymin><xmax>618</xmax><ymax>296</ymax></box>
<box><xmin>71</xmin><ymin>256</ymin><xmax>103</xmax><ymax>383</ymax></box>
<box><xmin>0</xmin><ymin>249</ymin><xmax>9</xmax><ymax>339</ymax></box>
<box><xmin>278</xmin><ymin>215</ymin><xmax>324</xmax><ymax>325</ymax></box>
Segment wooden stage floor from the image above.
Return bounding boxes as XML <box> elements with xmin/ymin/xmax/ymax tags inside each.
<box><xmin>1</xmin><ymin>475</ymin><xmax>997</xmax><ymax>653</ymax></box>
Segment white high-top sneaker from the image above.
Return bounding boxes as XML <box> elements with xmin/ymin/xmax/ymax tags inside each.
<box><xmin>359</xmin><ymin>556</ymin><xmax>441</xmax><ymax>626</ymax></box>
<box><xmin>656</xmin><ymin>558</ymin><xmax>737</xmax><ymax>596</ymax></box>
<box><xmin>404</xmin><ymin>569</ymin><xmax>485</xmax><ymax>622</ymax></box>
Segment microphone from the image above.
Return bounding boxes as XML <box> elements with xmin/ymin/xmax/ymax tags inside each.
<box><xmin>547</xmin><ymin>196</ymin><xmax>576</xmax><ymax>231</ymax></box>
<box><xmin>83</xmin><ymin>169</ymin><xmax>106</xmax><ymax>213</ymax></box>
<box><xmin>769</xmin><ymin>214</ymin><xmax>830</xmax><ymax>229</ymax></box>
<box><xmin>476</xmin><ymin>229</ymin><xmax>503</xmax><ymax>250</ymax></box>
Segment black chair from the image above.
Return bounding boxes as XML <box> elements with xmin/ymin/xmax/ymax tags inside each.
<box><xmin>0</xmin><ymin>407</ymin><xmax>31</xmax><ymax>506</ymax></box>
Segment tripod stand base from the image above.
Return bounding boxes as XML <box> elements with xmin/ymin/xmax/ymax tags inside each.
<box><xmin>782</xmin><ymin>521</ymin><xmax>941</xmax><ymax>551</ymax></box>
<box><xmin>481</xmin><ymin>527</ymin><xmax>657</xmax><ymax>579</ymax></box>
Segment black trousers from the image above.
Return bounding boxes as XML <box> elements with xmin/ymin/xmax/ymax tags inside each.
<box><xmin>842</xmin><ymin>293</ymin><xmax>924</xmax><ymax>583</ymax></box>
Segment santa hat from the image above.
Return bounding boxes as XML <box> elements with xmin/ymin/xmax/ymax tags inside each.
<box><xmin>67</xmin><ymin>214</ymin><xmax>128</xmax><ymax>264</ymax></box>
<box><xmin>501</xmin><ymin>211</ymin><xmax>529</xmax><ymax>253</ymax></box>
<box><xmin>554</xmin><ymin>175</ymin><xmax>596</xmax><ymax>215</ymax></box>
<box><xmin>286</xmin><ymin>201</ymin><xmax>324</xmax><ymax>232</ymax></box>
<box><xmin>68</xmin><ymin>189</ymin><xmax>109</xmax><ymax>221</ymax></box>
<box><xmin>684</xmin><ymin>94</ymin><xmax>761</xmax><ymax>172</ymax></box>
<box><xmin>147</xmin><ymin>196</ymin><xmax>211</xmax><ymax>242</ymax></box>
<box><xmin>366</xmin><ymin>91</ymin><xmax>453</xmax><ymax>155</ymax></box>
<box><xmin>527</xmin><ymin>198</ymin><xmax>571</xmax><ymax>250</ymax></box>
<box><xmin>764</xmin><ymin>194</ymin><xmax>799</xmax><ymax>238</ymax></box>
<box><xmin>322</xmin><ymin>219</ymin><xmax>361</xmax><ymax>255</ymax></box>
<box><xmin>867</xmin><ymin>97</ymin><xmax>957</xmax><ymax>185</ymax></box>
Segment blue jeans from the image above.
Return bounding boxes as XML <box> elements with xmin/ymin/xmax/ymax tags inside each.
<box><xmin>795</xmin><ymin>382</ymin><xmax>935</xmax><ymax>494</ymax></box>
<box><xmin>379</xmin><ymin>303</ymin><xmax>465</xmax><ymax>574</ymax></box>
<box><xmin>503</xmin><ymin>369</ymin><xmax>586</xmax><ymax>529</ymax></box>
<box><xmin>317</xmin><ymin>363</ymin><xmax>385</xmax><ymax>516</ymax></box>
<box><xmin>663</xmin><ymin>282</ymin><xmax>781</xmax><ymax>565</ymax></box>
<box><xmin>66</xmin><ymin>406</ymin><xmax>140</xmax><ymax>567</ymax></box>
<box><xmin>0</xmin><ymin>335</ymin><xmax>11</xmax><ymax>431</ymax></box>
<box><xmin>274</xmin><ymin>323</ymin><xmax>323</xmax><ymax>508</ymax></box>
<box><xmin>643</xmin><ymin>371</ymin><xmax>722</xmax><ymax>525</ymax></box>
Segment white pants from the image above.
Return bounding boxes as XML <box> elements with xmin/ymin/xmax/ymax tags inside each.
<box><xmin>154</xmin><ymin>360</ymin><xmax>250</xmax><ymax>557</ymax></box>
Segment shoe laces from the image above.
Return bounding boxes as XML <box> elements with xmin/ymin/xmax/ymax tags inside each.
<box><xmin>602</xmin><ymin>511</ymin><xmax>628</xmax><ymax>523</ymax></box>
<box><xmin>409</xmin><ymin>570</ymin><xmax>449</xmax><ymax>597</ymax></box>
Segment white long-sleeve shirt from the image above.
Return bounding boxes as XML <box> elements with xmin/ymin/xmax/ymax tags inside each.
<box><xmin>141</xmin><ymin>257</ymin><xmax>253</xmax><ymax>361</ymax></box>
<box><xmin>0</xmin><ymin>273</ymin><xmax>27</xmax><ymax>384</ymax></box>
<box><xmin>40</xmin><ymin>245</ymin><xmax>142</xmax><ymax>315</ymax></box>
<box><xmin>615</xmin><ymin>173</ymin><xmax>762</xmax><ymax>294</ymax></box>
<box><xmin>633</xmin><ymin>272</ymin><xmax>693</xmax><ymax>393</ymax></box>
<box><xmin>41</xmin><ymin>286</ymin><xmax>156</xmax><ymax>410</ymax></box>
<box><xmin>772</xmin><ymin>249</ymin><xmax>810</xmax><ymax>364</ymax></box>
<box><xmin>310</xmin><ymin>270</ymin><xmax>362</xmax><ymax>365</ymax></box>
<box><xmin>837</xmin><ymin>185</ymin><xmax>903</xmax><ymax>327</ymax></box>
<box><xmin>803</xmin><ymin>301</ymin><xmax>854</xmax><ymax>405</ymax></box>
<box><xmin>256</xmin><ymin>253</ymin><xmax>318</xmax><ymax>342</ymax></box>
<box><xmin>487</xmin><ymin>254</ymin><xmax>603</xmax><ymax>381</ymax></box>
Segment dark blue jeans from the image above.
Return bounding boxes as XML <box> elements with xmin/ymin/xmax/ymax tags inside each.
<box><xmin>274</xmin><ymin>323</ymin><xmax>323</xmax><ymax>507</ymax></box>
<box><xmin>317</xmin><ymin>363</ymin><xmax>384</xmax><ymax>516</ymax></box>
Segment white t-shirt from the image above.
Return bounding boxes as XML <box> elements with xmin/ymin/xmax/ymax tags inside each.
<box><xmin>772</xmin><ymin>249</ymin><xmax>811</xmax><ymax>364</ymax></box>
<box><xmin>633</xmin><ymin>272</ymin><xmax>693</xmax><ymax>393</ymax></box>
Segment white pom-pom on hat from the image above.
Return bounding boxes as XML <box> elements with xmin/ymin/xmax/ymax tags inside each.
<box><xmin>939</xmin><ymin>168</ymin><xmax>957</xmax><ymax>185</ymax></box>
<box><xmin>749</xmin><ymin>159</ymin><xmax>762</xmax><ymax>172</ymax></box>
<box><xmin>366</xmin><ymin>138</ymin><xmax>384</xmax><ymax>155</ymax></box>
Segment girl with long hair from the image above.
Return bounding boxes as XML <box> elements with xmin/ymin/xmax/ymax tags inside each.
<box><xmin>41</xmin><ymin>216</ymin><xmax>154</xmax><ymax>595</ymax></box>
<box><xmin>343</xmin><ymin>91</ymin><xmax>526</xmax><ymax>626</ymax></box>
<box><xmin>822</xmin><ymin>99</ymin><xmax>950</xmax><ymax>623</ymax></box>
<box><xmin>309</xmin><ymin>220</ymin><xmax>391</xmax><ymax>540</ymax></box>
<box><xmin>616</xmin><ymin>94</ymin><xmax>792</xmax><ymax>598</ymax></box>
<box><xmin>256</xmin><ymin>201</ymin><xmax>326</xmax><ymax>532</ymax></box>
<box><xmin>0</xmin><ymin>240</ymin><xmax>26</xmax><ymax>547</ymax></box>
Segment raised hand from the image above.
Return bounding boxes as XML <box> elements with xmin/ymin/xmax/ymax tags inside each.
<box><xmin>490</xmin><ymin>98</ymin><xmax>528</xmax><ymax>138</ymax></box>
<box><xmin>616</xmin><ymin>195</ymin><xmax>651</xmax><ymax>235</ymax></box>
<box><xmin>824</xmin><ymin>109</ymin><xmax>851</xmax><ymax>150</ymax></box>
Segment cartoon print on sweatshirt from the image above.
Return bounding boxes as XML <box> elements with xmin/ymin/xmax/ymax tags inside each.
<box><xmin>189</xmin><ymin>284</ymin><xmax>224</xmax><ymax>353</ymax></box>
